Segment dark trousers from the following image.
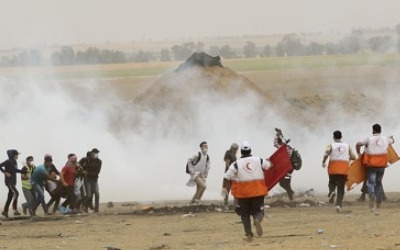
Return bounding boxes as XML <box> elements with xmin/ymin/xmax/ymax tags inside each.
<box><xmin>237</xmin><ymin>196</ymin><xmax>265</xmax><ymax>236</ymax></box>
<box><xmin>279</xmin><ymin>177</ymin><xmax>294</xmax><ymax>200</ymax></box>
<box><xmin>4</xmin><ymin>184</ymin><xmax>19</xmax><ymax>212</ymax></box>
<box><xmin>328</xmin><ymin>174</ymin><xmax>346</xmax><ymax>207</ymax></box>
<box><xmin>86</xmin><ymin>180</ymin><xmax>100</xmax><ymax>211</ymax></box>
<box><xmin>46</xmin><ymin>185</ymin><xmax>63</xmax><ymax>213</ymax></box>
<box><xmin>61</xmin><ymin>186</ymin><xmax>76</xmax><ymax>210</ymax></box>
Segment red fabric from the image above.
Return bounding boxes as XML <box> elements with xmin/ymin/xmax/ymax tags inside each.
<box><xmin>62</xmin><ymin>165</ymin><xmax>76</xmax><ymax>186</ymax></box>
<box><xmin>264</xmin><ymin>145</ymin><xmax>293</xmax><ymax>190</ymax></box>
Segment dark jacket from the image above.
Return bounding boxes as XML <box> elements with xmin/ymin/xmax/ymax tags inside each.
<box><xmin>80</xmin><ymin>157</ymin><xmax>102</xmax><ymax>182</ymax></box>
<box><xmin>0</xmin><ymin>149</ymin><xmax>24</xmax><ymax>186</ymax></box>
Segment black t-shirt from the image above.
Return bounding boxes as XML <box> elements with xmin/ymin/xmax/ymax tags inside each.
<box><xmin>223</xmin><ymin>150</ymin><xmax>237</xmax><ymax>171</ymax></box>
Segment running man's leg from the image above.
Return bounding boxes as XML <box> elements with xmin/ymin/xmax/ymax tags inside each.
<box><xmin>237</xmin><ymin>197</ymin><xmax>253</xmax><ymax>238</ymax></box>
<box><xmin>336</xmin><ymin>175</ymin><xmax>347</xmax><ymax>208</ymax></box>
<box><xmin>94</xmin><ymin>181</ymin><xmax>100</xmax><ymax>212</ymax></box>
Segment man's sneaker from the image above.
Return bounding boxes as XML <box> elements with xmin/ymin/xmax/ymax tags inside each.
<box><xmin>189</xmin><ymin>200</ymin><xmax>200</xmax><ymax>206</ymax></box>
<box><xmin>329</xmin><ymin>192</ymin><xmax>336</xmax><ymax>204</ymax></box>
<box><xmin>254</xmin><ymin>219</ymin><xmax>263</xmax><ymax>237</ymax></box>
<box><xmin>356</xmin><ymin>195</ymin><xmax>365</xmax><ymax>202</ymax></box>
<box><xmin>22</xmin><ymin>206</ymin><xmax>27</xmax><ymax>215</ymax></box>
<box><xmin>244</xmin><ymin>233</ymin><xmax>253</xmax><ymax>242</ymax></box>
<box><xmin>336</xmin><ymin>205</ymin><xmax>342</xmax><ymax>213</ymax></box>
<box><xmin>14</xmin><ymin>210</ymin><xmax>21</xmax><ymax>216</ymax></box>
<box><xmin>369</xmin><ymin>196</ymin><xmax>376</xmax><ymax>211</ymax></box>
<box><xmin>58</xmin><ymin>206</ymin><xmax>66</xmax><ymax>215</ymax></box>
<box><xmin>1</xmin><ymin>211</ymin><xmax>8</xmax><ymax>218</ymax></box>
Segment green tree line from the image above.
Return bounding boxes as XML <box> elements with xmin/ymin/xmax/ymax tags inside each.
<box><xmin>1</xmin><ymin>25</ymin><xmax>400</xmax><ymax>67</ymax></box>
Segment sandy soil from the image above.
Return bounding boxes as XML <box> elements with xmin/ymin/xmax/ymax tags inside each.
<box><xmin>1</xmin><ymin>194</ymin><xmax>400</xmax><ymax>250</ymax></box>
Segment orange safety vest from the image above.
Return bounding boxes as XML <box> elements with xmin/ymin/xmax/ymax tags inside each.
<box><xmin>362</xmin><ymin>154</ymin><xmax>388</xmax><ymax>168</ymax></box>
<box><xmin>231</xmin><ymin>179</ymin><xmax>268</xmax><ymax>198</ymax></box>
<box><xmin>328</xmin><ymin>160</ymin><xmax>350</xmax><ymax>175</ymax></box>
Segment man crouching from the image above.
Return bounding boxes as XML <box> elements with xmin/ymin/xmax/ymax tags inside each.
<box><xmin>222</xmin><ymin>141</ymin><xmax>272</xmax><ymax>241</ymax></box>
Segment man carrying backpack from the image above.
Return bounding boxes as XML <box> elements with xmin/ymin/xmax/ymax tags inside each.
<box><xmin>186</xmin><ymin>141</ymin><xmax>210</xmax><ymax>205</ymax></box>
<box><xmin>274</xmin><ymin>129</ymin><xmax>299</xmax><ymax>201</ymax></box>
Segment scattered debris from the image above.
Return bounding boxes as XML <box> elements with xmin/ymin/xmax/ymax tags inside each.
<box><xmin>102</xmin><ymin>246</ymin><xmax>121</xmax><ymax>250</ymax></box>
<box><xmin>182</xmin><ymin>213</ymin><xmax>195</xmax><ymax>218</ymax></box>
<box><xmin>149</xmin><ymin>243</ymin><xmax>167</xmax><ymax>250</ymax></box>
<box><xmin>163</xmin><ymin>233</ymin><xmax>171</xmax><ymax>236</ymax></box>
<box><xmin>299</xmin><ymin>203</ymin><xmax>311</xmax><ymax>207</ymax></box>
<box><xmin>107</xmin><ymin>202</ymin><xmax>114</xmax><ymax>208</ymax></box>
<box><xmin>317</xmin><ymin>229</ymin><xmax>324</xmax><ymax>234</ymax></box>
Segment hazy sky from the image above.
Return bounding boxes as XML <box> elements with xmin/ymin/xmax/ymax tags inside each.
<box><xmin>0</xmin><ymin>0</ymin><xmax>399</xmax><ymax>49</ymax></box>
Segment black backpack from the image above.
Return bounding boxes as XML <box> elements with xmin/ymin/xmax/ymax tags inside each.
<box><xmin>290</xmin><ymin>148</ymin><xmax>302</xmax><ymax>170</ymax></box>
<box><xmin>186</xmin><ymin>152</ymin><xmax>210</xmax><ymax>174</ymax></box>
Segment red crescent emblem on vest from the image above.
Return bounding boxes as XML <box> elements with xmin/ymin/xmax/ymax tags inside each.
<box><xmin>245</xmin><ymin>162</ymin><xmax>252</xmax><ymax>170</ymax></box>
<box><xmin>338</xmin><ymin>146</ymin><xmax>343</xmax><ymax>152</ymax></box>
<box><xmin>376</xmin><ymin>139</ymin><xmax>383</xmax><ymax>147</ymax></box>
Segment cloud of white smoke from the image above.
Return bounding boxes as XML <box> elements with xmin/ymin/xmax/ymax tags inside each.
<box><xmin>0</xmin><ymin>65</ymin><xmax>399</xmax><ymax>207</ymax></box>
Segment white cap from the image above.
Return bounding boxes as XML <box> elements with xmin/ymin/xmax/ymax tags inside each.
<box><xmin>241</xmin><ymin>141</ymin><xmax>251</xmax><ymax>151</ymax></box>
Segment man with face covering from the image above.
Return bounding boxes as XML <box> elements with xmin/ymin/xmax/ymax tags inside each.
<box><xmin>187</xmin><ymin>141</ymin><xmax>210</xmax><ymax>205</ymax></box>
<box><xmin>223</xmin><ymin>141</ymin><xmax>272</xmax><ymax>241</ymax></box>
<box><xmin>59</xmin><ymin>154</ymin><xmax>78</xmax><ymax>214</ymax></box>
<box><xmin>0</xmin><ymin>149</ymin><xmax>23</xmax><ymax>218</ymax></box>
<box><xmin>82</xmin><ymin>148</ymin><xmax>102</xmax><ymax>213</ymax></box>
<box><xmin>21</xmin><ymin>156</ymin><xmax>36</xmax><ymax>217</ymax></box>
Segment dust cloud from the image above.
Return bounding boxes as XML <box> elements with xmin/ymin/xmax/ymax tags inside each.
<box><xmin>0</xmin><ymin>65</ymin><xmax>399</xmax><ymax>205</ymax></box>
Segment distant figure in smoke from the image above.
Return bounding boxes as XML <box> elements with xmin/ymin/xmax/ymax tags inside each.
<box><xmin>186</xmin><ymin>141</ymin><xmax>210</xmax><ymax>205</ymax></box>
<box><xmin>356</xmin><ymin>124</ymin><xmax>394</xmax><ymax>212</ymax></box>
<box><xmin>222</xmin><ymin>143</ymin><xmax>239</xmax><ymax>206</ymax></box>
<box><xmin>21</xmin><ymin>156</ymin><xmax>36</xmax><ymax>217</ymax></box>
<box><xmin>274</xmin><ymin>130</ymin><xmax>295</xmax><ymax>201</ymax></box>
<box><xmin>81</xmin><ymin>148</ymin><xmax>102</xmax><ymax>213</ymax></box>
<box><xmin>322</xmin><ymin>130</ymin><xmax>356</xmax><ymax>213</ymax></box>
<box><xmin>223</xmin><ymin>141</ymin><xmax>272</xmax><ymax>241</ymax></box>
<box><xmin>0</xmin><ymin>149</ymin><xmax>23</xmax><ymax>218</ymax></box>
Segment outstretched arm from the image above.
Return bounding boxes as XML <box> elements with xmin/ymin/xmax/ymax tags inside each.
<box><xmin>322</xmin><ymin>144</ymin><xmax>332</xmax><ymax>168</ymax></box>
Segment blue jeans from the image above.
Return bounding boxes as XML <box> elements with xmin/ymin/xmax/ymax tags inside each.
<box><xmin>366</xmin><ymin>167</ymin><xmax>385</xmax><ymax>202</ymax></box>
<box><xmin>32</xmin><ymin>182</ymin><xmax>48</xmax><ymax>213</ymax></box>
<box><xmin>86</xmin><ymin>180</ymin><xmax>100</xmax><ymax>211</ymax></box>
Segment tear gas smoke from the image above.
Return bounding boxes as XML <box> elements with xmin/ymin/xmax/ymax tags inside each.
<box><xmin>0</xmin><ymin>66</ymin><xmax>399</xmax><ymax>205</ymax></box>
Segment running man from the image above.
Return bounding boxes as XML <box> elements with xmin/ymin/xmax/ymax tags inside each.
<box><xmin>21</xmin><ymin>156</ymin><xmax>36</xmax><ymax>217</ymax></box>
<box><xmin>322</xmin><ymin>130</ymin><xmax>356</xmax><ymax>213</ymax></box>
<box><xmin>0</xmin><ymin>149</ymin><xmax>23</xmax><ymax>218</ymax></box>
<box><xmin>187</xmin><ymin>141</ymin><xmax>210</xmax><ymax>205</ymax></box>
<box><xmin>222</xmin><ymin>143</ymin><xmax>239</xmax><ymax>205</ymax></box>
<box><xmin>223</xmin><ymin>141</ymin><xmax>272</xmax><ymax>241</ymax></box>
<box><xmin>356</xmin><ymin>124</ymin><xmax>394</xmax><ymax>211</ymax></box>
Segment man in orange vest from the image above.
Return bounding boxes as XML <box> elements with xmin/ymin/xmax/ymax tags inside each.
<box><xmin>356</xmin><ymin>124</ymin><xmax>394</xmax><ymax>211</ymax></box>
<box><xmin>222</xmin><ymin>141</ymin><xmax>272</xmax><ymax>241</ymax></box>
<box><xmin>322</xmin><ymin>131</ymin><xmax>356</xmax><ymax>213</ymax></box>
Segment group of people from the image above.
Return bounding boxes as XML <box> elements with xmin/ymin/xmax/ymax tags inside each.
<box><xmin>0</xmin><ymin>148</ymin><xmax>102</xmax><ymax>218</ymax></box>
<box><xmin>186</xmin><ymin>123</ymin><xmax>396</xmax><ymax>240</ymax></box>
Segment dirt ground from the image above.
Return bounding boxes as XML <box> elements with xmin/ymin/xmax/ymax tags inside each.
<box><xmin>1</xmin><ymin>194</ymin><xmax>400</xmax><ymax>250</ymax></box>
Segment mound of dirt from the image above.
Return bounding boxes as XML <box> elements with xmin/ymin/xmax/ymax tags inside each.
<box><xmin>177</xmin><ymin>52</ymin><xmax>223</xmax><ymax>70</ymax></box>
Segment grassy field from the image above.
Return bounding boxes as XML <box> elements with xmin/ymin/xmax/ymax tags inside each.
<box><xmin>1</xmin><ymin>54</ymin><xmax>400</xmax><ymax>81</ymax></box>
